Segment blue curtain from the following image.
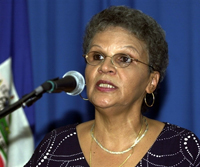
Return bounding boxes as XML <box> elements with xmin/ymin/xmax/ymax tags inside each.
<box><xmin>27</xmin><ymin>0</ymin><xmax>200</xmax><ymax>147</ymax></box>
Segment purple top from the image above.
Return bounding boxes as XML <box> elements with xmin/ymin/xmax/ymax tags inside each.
<box><xmin>24</xmin><ymin>123</ymin><xmax>200</xmax><ymax>167</ymax></box>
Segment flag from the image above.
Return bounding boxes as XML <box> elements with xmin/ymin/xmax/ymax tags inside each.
<box><xmin>0</xmin><ymin>0</ymin><xmax>34</xmax><ymax>166</ymax></box>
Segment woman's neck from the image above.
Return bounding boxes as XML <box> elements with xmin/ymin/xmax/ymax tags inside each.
<box><xmin>93</xmin><ymin>108</ymin><xmax>144</xmax><ymax>152</ymax></box>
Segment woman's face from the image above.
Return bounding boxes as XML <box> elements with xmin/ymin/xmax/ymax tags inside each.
<box><xmin>85</xmin><ymin>27</ymin><xmax>159</xmax><ymax>111</ymax></box>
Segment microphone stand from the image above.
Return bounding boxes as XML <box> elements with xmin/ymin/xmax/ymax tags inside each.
<box><xmin>0</xmin><ymin>77</ymin><xmax>59</xmax><ymax>119</ymax></box>
<box><xmin>0</xmin><ymin>90</ymin><xmax>42</xmax><ymax>119</ymax></box>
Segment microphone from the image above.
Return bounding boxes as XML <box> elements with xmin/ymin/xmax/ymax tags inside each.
<box><xmin>35</xmin><ymin>71</ymin><xmax>85</xmax><ymax>96</ymax></box>
<box><xmin>0</xmin><ymin>71</ymin><xmax>85</xmax><ymax>119</ymax></box>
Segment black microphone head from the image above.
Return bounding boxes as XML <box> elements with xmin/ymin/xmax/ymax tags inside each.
<box><xmin>62</xmin><ymin>71</ymin><xmax>85</xmax><ymax>96</ymax></box>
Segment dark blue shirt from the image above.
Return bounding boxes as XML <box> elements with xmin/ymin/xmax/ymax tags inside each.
<box><xmin>24</xmin><ymin>123</ymin><xmax>200</xmax><ymax>167</ymax></box>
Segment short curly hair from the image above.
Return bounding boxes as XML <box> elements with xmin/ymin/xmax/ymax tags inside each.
<box><xmin>83</xmin><ymin>6</ymin><xmax>169</xmax><ymax>111</ymax></box>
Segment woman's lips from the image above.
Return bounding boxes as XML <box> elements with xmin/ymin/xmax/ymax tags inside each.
<box><xmin>96</xmin><ymin>80</ymin><xmax>117</xmax><ymax>92</ymax></box>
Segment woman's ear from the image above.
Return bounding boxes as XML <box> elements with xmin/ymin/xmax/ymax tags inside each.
<box><xmin>146</xmin><ymin>71</ymin><xmax>160</xmax><ymax>93</ymax></box>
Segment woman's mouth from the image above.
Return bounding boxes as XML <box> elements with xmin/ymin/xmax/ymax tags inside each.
<box><xmin>96</xmin><ymin>80</ymin><xmax>117</xmax><ymax>92</ymax></box>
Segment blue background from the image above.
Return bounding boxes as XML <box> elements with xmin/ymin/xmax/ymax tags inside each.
<box><xmin>26</xmin><ymin>0</ymin><xmax>200</xmax><ymax>147</ymax></box>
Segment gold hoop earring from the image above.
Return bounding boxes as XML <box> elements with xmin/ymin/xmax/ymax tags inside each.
<box><xmin>144</xmin><ymin>93</ymin><xmax>155</xmax><ymax>107</ymax></box>
<box><xmin>79</xmin><ymin>84</ymin><xmax>89</xmax><ymax>101</ymax></box>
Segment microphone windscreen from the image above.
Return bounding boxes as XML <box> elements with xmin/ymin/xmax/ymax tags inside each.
<box><xmin>62</xmin><ymin>71</ymin><xmax>85</xmax><ymax>96</ymax></box>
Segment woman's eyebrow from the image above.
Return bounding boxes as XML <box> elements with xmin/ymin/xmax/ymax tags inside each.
<box><xmin>121</xmin><ymin>45</ymin><xmax>140</xmax><ymax>55</ymax></box>
<box><xmin>89</xmin><ymin>44</ymin><xmax>102</xmax><ymax>50</ymax></box>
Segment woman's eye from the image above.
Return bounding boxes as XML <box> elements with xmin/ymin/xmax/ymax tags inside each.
<box><xmin>118</xmin><ymin>55</ymin><xmax>132</xmax><ymax>63</ymax></box>
<box><xmin>93</xmin><ymin>53</ymin><xmax>104</xmax><ymax>60</ymax></box>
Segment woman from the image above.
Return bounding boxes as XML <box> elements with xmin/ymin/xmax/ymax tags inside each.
<box><xmin>24</xmin><ymin>6</ymin><xmax>200</xmax><ymax>167</ymax></box>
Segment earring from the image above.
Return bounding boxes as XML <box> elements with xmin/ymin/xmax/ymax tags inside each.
<box><xmin>144</xmin><ymin>93</ymin><xmax>155</xmax><ymax>107</ymax></box>
<box><xmin>79</xmin><ymin>94</ymin><xmax>89</xmax><ymax>101</ymax></box>
<box><xmin>79</xmin><ymin>84</ymin><xmax>89</xmax><ymax>101</ymax></box>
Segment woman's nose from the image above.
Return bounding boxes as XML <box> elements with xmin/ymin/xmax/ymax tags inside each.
<box><xmin>98</xmin><ymin>56</ymin><xmax>116</xmax><ymax>74</ymax></box>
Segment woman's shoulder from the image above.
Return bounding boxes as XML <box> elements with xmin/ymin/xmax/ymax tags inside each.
<box><xmin>36</xmin><ymin>123</ymin><xmax>79</xmax><ymax>142</ymax></box>
<box><xmin>24</xmin><ymin>123</ymin><xmax>88</xmax><ymax>167</ymax></box>
<box><xmin>158</xmin><ymin>122</ymin><xmax>200</xmax><ymax>148</ymax></box>
<box><xmin>152</xmin><ymin>122</ymin><xmax>200</xmax><ymax>164</ymax></box>
<box><xmin>37</xmin><ymin>123</ymin><xmax>80</xmax><ymax>149</ymax></box>
<box><xmin>41</xmin><ymin>121</ymin><xmax>94</xmax><ymax>143</ymax></box>
<box><xmin>161</xmin><ymin>122</ymin><xmax>200</xmax><ymax>141</ymax></box>
<box><xmin>51</xmin><ymin>123</ymin><xmax>78</xmax><ymax>134</ymax></box>
<box><xmin>140</xmin><ymin>122</ymin><xmax>200</xmax><ymax>166</ymax></box>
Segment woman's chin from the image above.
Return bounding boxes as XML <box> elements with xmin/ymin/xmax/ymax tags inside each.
<box><xmin>91</xmin><ymin>97</ymin><xmax>115</xmax><ymax>109</ymax></box>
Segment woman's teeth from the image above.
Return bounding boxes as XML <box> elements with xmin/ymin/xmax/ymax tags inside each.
<box><xmin>99</xmin><ymin>83</ymin><xmax>115</xmax><ymax>88</ymax></box>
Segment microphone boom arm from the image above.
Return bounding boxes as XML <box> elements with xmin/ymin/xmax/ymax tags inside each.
<box><xmin>0</xmin><ymin>77</ymin><xmax>59</xmax><ymax>119</ymax></box>
<box><xmin>0</xmin><ymin>90</ymin><xmax>42</xmax><ymax>119</ymax></box>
